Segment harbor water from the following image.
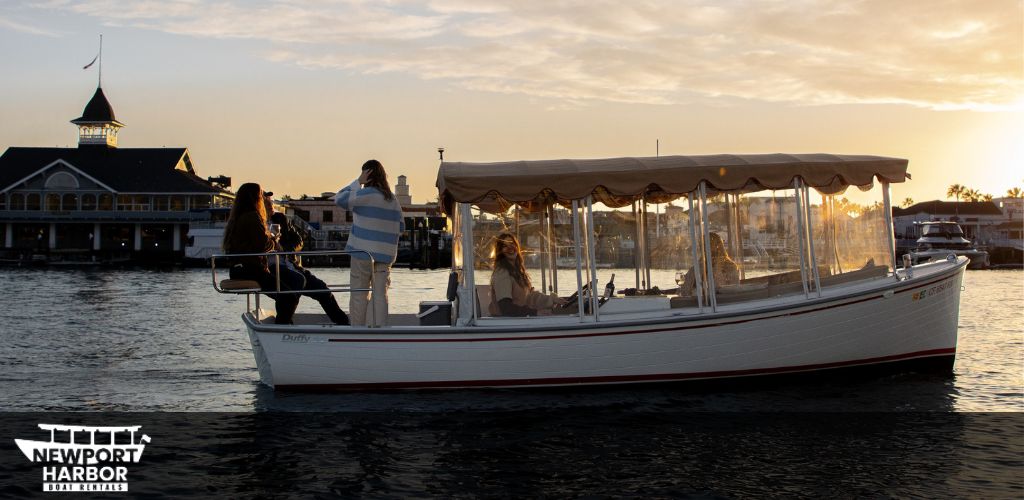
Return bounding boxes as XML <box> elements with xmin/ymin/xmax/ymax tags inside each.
<box><xmin>0</xmin><ymin>267</ymin><xmax>1021</xmax><ymax>496</ymax></box>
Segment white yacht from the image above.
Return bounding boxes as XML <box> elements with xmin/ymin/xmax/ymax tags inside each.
<box><xmin>909</xmin><ymin>221</ymin><xmax>989</xmax><ymax>269</ymax></box>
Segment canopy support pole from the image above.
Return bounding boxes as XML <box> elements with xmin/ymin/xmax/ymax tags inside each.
<box><xmin>802</xmin><ymin>184</ymin><xmax>822</xmax><ymax>296</ymax></box>
<box><xmin>687</xmin><ymin>192</ymin><xmax>705</xmax><ymax>312</ymax></box>
<box><xmin>586</xmin><ymin>196</ymin><xmax>600</xmax><ymax>321</ymax></box>
<box><xmin>882</xmin><ymin>181</ymin><xmax>899</xmax><ymax>280</ymax></box>
<box><xmin>540</xmin><ymin>204</ymin><xmax>548</xmax><ymax>295</ymax></box>
<box><xmin>632</xmin><ymin>201</ymin><xmax>640</xmax><ymax>290</ymax></box>
<box><xmin>643</xmin><ymin>199</ymin><xmax>652</xmax><ymax>290</ymax></box>
<box><xmin>572</xmin><ymin>199</ymin><xmax>585</xmax><ymax>321</ymax></box>
<box><xmin>549</xmin><ymin>205</ymin><xmax>558</xmax><ymax>294</ymax></box>
<box><xmin>699</xmin><ymin>182</ymin><xmax>717</xmax><ymax>312</ymax></box>
<box><xmin>460</xmin><ymin>203</ymin><xmax>478</xmax><ymax>324</ymax></box>
<box><xmin>793</xmin><ymin>179</ymin><xmax>810</xmax><ymax>299</ymax></box>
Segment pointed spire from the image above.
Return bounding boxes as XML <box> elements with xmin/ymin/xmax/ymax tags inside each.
<box><xmin>71</xmin><ymin>87</ymin><xmax>124</xmax><ymax>148</ymax></box>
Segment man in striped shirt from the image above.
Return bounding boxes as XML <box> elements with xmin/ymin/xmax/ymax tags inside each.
<box><xmin>335</xmin><ymin>159</ymin><xmax>404</xmax><ymax>326</ymax></box>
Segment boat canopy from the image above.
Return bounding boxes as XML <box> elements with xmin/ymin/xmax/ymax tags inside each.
<box><xmin>437</xmin><ymin>153</ymin><xmax>908</xmax><ymax>213</ymax></box>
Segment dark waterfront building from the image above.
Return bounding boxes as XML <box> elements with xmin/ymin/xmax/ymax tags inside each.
<box><xmin>0</xmin><ymin>87</ymin><xmax>231</xmax><ymax>263</ymax></box>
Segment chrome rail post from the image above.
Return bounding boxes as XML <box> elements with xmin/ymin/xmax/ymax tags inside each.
<box><xmin>792</xmin><ymin>179</ymin><xmax>810</xmax><ymax>298</ymax></box>
<box><xmin>881</xmin><ymin>181</ymin><xmax>899</xmax><ymax>280</ymax></box>
<box><xmin>687</xmin><ymin>192</ymin><xmax>705</xmax><ymax>312</ymax></box>
<box><xmin>698</xmin><ymin>182</ymin><xmax>717</xmax><ymax>311</ymax></box>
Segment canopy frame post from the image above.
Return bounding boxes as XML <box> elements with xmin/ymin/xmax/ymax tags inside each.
<box><xmin>632</xmin><ymin>201</ymin><xmax>641</xmax><ymax>290</ymax></box>
<box><xmin>459</xmin><ymin>203</ymin><xmax>478</xmax><ymax>324</ymax></box>
<box><xmin>571</xmin><ymin>199</ymin><xmax>586</xmax><ymax>322</ymax></box>
<box><xmin>643</xmin><ymin>199</ymin><xmax>653</xmax><ymax>290</ymax></box>
<box><xmin>881</xmin><ymin>181</ymin><xmax>899</xmax><ymax>280</ymax></box>
<box><xmin>793</xmin><ymin>179</ymin><xmax>811</xmax><ymax>298</ymax></box>
<box><xmin>687</xmin><ymin>192</ymin><xmax>705</xmax><ymax>312</ymax></box>
<box><xmin>539</xmin><ymin>203</ymin><xmax>547</xmax><ymax>295</ymax></box>
<box><xmin>698</xmin><ymin>182</ymin><xmax>717</xmax><ymax>312</ymax></box>
<box><xmin>802</xmin><ymin>184</ymin><xmax>822</xmax><ymax>296</ymax></box>
<box><xmin>586</xmin><ymin>196</ymin><xmax>600</xmax><ymax>321</ymax></box>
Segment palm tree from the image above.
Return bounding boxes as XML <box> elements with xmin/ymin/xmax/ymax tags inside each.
<box><xmin>1007</xmin><ymin>187</ymin><xmax>1023</xmax><ymax>198</ymax></box>
<box><xmin>946</xmin><ymin>184</ymin><xmax>965</xmax><ymax>203</ymax></box>
<box><xmin>900</xmin><ymin>197</ymin><xmax>914</xmax><ymax>208</ymax></box>
<box><xmin>980</xmin><ymin>193</ymin><xmax>993</xmax><ymax>202</ymax></box>
<box><xmin>962</xmin><ymin>188</ymin><xmax>982</xmax><ymax>202</ymax></box>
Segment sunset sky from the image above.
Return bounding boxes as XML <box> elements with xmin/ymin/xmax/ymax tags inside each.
<box><xmin>1</xmin><ymin>0</ymin><xmax>1021</xmax><ymax>205</ymax></box>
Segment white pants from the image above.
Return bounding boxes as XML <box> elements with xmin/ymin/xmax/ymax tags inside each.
<box><xmin>349</xmin><ymin>259</ymin><xmax>391</xmax><ymax>327</ymax></box>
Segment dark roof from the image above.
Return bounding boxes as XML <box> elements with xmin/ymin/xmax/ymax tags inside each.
<box><xmin>0</xmin><ymin>147</ymin><xmax>228</xmax><ymax>194</ymax></box>
<box><xmin>892</xmin><ymin>200</ymin><xmax>1003</xmax><ymax>217</ymax></box>
<box><xmin>70</xmin><ymin>87</ymin><xmax>122</xmax><ymax>125</ymax></box>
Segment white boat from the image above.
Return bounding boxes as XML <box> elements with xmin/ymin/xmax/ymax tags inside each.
<box><xmin>214</xmin><ymin>154</ymin><xmax>965</xmax><ymax>390</ymax></box>
<box><xmin>908</xmin><ymin>221</ymin><xmax>989</xmax><ymax>270</ymax></box>
<box><xmin>183</xmin><ymin>208</ymin><xmax>230</xmax><ymax>265</ymax></box>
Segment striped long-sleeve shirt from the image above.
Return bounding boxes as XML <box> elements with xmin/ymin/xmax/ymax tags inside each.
<box><xmin>335</xmin><ymin>179</ymin><xmax>405</xmax><ymax>264</ymax></box>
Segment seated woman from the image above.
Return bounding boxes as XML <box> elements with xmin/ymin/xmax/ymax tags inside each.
<box><xmin>488</xmin><ymin>233</ymin><xmax>565</xmax><ymax>316</ymax></box>
<box><xmin>680</xmin><ymin>232</ymin><xmax>740</xmax><ymax>296</ymax></box>
<box><xmin>222</xmin><ymin>183</ymin><xmax>348</xmax><ymax>325</ymax></box>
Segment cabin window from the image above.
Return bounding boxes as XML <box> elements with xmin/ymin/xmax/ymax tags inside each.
<box><xmin>0</xmin><ymin>192</ymin><xmax>5</xmax><ymax>210</ymax></box>
<box><xmin>170</xmin><ymin>195</ymin><xmax>187</xmax><ymax>211</ymax></box>
<box><xmin>81</xmin><ymin>194</ymin><xmax>97</xmax><ymax>210</ymax></box>
<box><xmin>10</xmin><ymin>193</ymin><xmax>24</xmax><ymax>210</ymax></box>
<box><xmin>25</xmin><ymin>193</ymin><xmax>41</xmax><ymax>211</ymax></box>
<box><xmin>45</xmin><ymin>193</ymin><xmax>60</xmax><ymax>211</ymax></box>
<box><xmin>98</xmin><ymin>194</ymin><xmax>113</xmax><ymax>211</ymax></box>
<box><xmin>62</xmin><ymin>193</ymin><xmax>78</xmax><ymax>211</ymax></box>
<box><xmin>153</xmin><ymin>196</ymin><xmax>169</xmax><ymax>211</ymax></box>
<box><xmin>323</xmin><ymin>210</ymin><xmax>333</xmax><ymax>223</ymax></box>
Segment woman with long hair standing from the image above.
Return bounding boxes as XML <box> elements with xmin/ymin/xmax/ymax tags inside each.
<box><xmin>335</xmin><ymin>160</ymin><xmax>404</xmax><ymax>326</ymax></box>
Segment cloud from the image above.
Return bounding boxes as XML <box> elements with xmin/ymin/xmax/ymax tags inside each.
<box><xmin>34</xmin><ymin>0</ymin><xmax>1024</xmax><ymax>111</ymax></box>
<box><xmin>0</xmin><ymin>15</ymin><xmax>64</xmax><ymax>36</ymax></box>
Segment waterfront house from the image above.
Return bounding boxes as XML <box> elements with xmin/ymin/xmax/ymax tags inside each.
<box><xmin>0</xmin><ymin>87</ymin><xmax>231</xmax><ymax>263</ymax></box>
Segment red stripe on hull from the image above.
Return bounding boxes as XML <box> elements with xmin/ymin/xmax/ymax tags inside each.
<box><xmin>275</xmin><ymin>348</ymin><xmax>956</xmax><ymax>391</ymax></box>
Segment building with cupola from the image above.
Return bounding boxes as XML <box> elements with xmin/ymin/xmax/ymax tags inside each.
<box><xmin>0</xmin><ymin>86</ymin><xmax>232</xmax><ymax>263</ymax></box>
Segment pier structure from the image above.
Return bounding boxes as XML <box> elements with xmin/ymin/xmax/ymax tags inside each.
<box><xmin>0</xmin><ymin>86</ymin><xmax>231</xmax><ymax>264</ymax></box>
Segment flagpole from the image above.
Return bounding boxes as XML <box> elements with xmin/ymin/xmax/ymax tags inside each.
<box><xmin>98</xmin><ymin>34</ymin><xmax>103</xmax><ymax>88</ymax></box>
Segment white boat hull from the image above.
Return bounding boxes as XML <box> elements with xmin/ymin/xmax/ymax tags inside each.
<box><xmin>242</xmin><ymin>260</ymin><xmax>965</xmax><ymax>390</ymax></box>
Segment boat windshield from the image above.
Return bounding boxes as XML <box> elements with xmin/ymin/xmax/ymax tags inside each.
<box><xmin>922</xmin><ymin>224</ymin><xmax>964</xmax><ymax>237</ymax></box>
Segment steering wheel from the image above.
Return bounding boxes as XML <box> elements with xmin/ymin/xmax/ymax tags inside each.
<box><xmin>556</xmin><ymin>283</ymin><xmax>592</xmax><ymax>311</ymax></box>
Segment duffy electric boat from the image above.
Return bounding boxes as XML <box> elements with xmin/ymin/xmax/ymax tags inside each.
<box><xmin>213</xmin><ymin>154</ymin><xmax>965</xmax><ymax>390</ymax></box>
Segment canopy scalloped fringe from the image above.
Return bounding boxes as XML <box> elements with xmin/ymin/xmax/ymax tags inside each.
<box><xmin>436</xmin><ymin>153</ymin><xmax>908</xmax><ymax>214</ymax></box>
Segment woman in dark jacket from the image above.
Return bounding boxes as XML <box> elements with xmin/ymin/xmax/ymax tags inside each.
<box><xmin>223</xmin><ymin>183</ymin><xmax>348</xmax><ymax>325</ymax></box>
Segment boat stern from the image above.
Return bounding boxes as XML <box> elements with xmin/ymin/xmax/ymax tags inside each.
<box><xmin>243</xmin><ymin>312</ymin><xmax>276</xmax><ymax>388</ymax></box>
